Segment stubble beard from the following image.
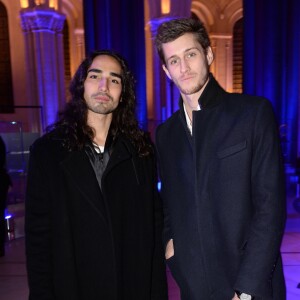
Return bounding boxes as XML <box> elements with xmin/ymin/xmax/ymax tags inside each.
<box><xmin>178</xmin><ymin>72</ymin><xmax>209</xmax><ymax>96</ymax></box>
<box><xmin>179</xmin><ymin>84</ymin><xmax>202</xmax><ymax>95</ymax></box>
<box><xmin>87</xmin><ymin>101</ymin><xmax>117</xmax><ymax>115</ymax></box>
<box><xmin>177</xmin><ymin>78</ymin><xmax>206</xmax><ymax>96</ymax></box>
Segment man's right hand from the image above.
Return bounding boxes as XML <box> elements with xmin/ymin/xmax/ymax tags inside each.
<box><xmin>165</xmin><ymin>239</ymin><xmax>174</xmax><ymax>259</ymax></box>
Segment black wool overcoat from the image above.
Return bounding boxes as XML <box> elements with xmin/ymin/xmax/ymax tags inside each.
<box><xmin>25</xmin><ymin>131</ymin><xmax>168</xmax><ymax>300</ymax></box>
<box><xmin>156</xmin><ymin>75</ymin><xmax>286</xmax><ymax>300</ymax></box>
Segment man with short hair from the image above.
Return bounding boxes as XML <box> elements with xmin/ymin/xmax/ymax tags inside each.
<box><xmin>155</xmin><ymin>17</ymin><xmax>286</xmax><ymax>300</ymax></box>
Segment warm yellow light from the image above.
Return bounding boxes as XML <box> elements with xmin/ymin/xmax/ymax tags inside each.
<box><xmin>161</xmin><ymin>0</ymin><xmax>170</xmax><ymax>14</ymax></box>
<box><xmin>35</xmin><ymin>0</ymin><xmax>45</xmax><ymax>5</ymax></box>
<box><xmin>20</xmin><ymin>0</ymin><xmax>29</xmax><ymax>8</ymax></box>
<box><xmin>49</xmin><ymin>0</ymin><xmax>58</xmax><ymax>9</ymax></box>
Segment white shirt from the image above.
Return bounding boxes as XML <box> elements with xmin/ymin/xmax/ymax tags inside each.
<box><xmin>183</xmin><ymin>103</ymin><xmax>201</xmax><ymax>135</ymax></box>
<box><xmin>93</xmin><ymin>142</ymin><xmax>104</xmax><ymax>154</ymax></box>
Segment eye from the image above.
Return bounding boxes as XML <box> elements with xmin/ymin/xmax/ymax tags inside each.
<box><xmin>186</xmin><ymin>52</ymin><xmax>197</xmax><ymax>59</ymax></box>
<box><xmin>169</xmin><ymin>58</ymin><xmax>179</xmax><ymax>65</ymax></box>
<box><xmin>87</xmin><ymin>73</ymin><xmax>98</xmax><ymax>79</ymax></box>
<box><xmin>111</xmin><ymin>78</ymin><xmax>120</xmax><ymax>84</ymax></box>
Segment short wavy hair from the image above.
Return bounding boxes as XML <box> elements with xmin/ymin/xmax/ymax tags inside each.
<box><xmin>155</xmin><ymin>17</ymin><xmax>211</xmax><ymax>65</ymax></box>
<box><xmin>51</xmin><ymin>50</ymin><xmax>152</xmax><ymax>156</ymax></box>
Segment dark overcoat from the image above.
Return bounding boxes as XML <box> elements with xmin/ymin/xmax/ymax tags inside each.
<box><xmin>25</xmin><ymin>131</ymin><xmax>168</xmax><ymax>300</ymax></box>
<box><xmin>155</xmin><ymin>75</ymin><xmax>286</xmax><ymax>300</ymax></box>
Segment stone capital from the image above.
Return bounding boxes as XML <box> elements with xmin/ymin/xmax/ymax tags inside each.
<box><xmin>20</xmin><ymin>7</ymin><xmax>65</xmax><ymax>33</ymax></box>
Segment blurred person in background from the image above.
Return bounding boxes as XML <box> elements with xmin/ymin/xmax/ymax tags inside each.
<box><xmin>0</xmin><ymin>135</ymin><xmax>12</xmax><ymax>257</ymax></box>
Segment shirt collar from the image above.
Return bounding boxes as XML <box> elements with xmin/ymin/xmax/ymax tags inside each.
<box><xmin>183</xmin><ymin>103</ymin><xmax>200</xmax><ymax>135</ymax></box>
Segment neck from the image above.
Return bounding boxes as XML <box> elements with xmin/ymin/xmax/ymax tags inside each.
<box><xmin>87</xmin><ymin>112</ymin><xmax>112</xmax><ymax>147</ymax></box>
<box><xmin>181</xmin><ymin>76</ymin><xmax>209</xmax><ymax>121</ymax></box>
<box><xmin>183</xmin><ymin>101</ymin><xmax>197</xmax><ymax>124</ymax></box>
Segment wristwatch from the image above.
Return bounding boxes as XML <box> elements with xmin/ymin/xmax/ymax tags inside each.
<box><xmin>236</xmin><ymin>291</ymin><xmax>252</xmax><ymax>300</ymax></box>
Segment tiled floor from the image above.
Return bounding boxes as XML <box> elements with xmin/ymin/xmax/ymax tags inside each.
<box><xmin>0</xmin><ymin>195</ymin><xmax>299</xmax><ymax>299</ymax></box>
<box><xmin>0</xmin><ymin>238</ymin><xmax>28</xmax><ymax>299</ymax></box>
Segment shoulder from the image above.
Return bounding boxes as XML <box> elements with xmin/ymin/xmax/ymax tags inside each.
<box><xmin>222</xmin><ymin>92</ymin><xmax>274</xmax><ymax>116</ymax></box>
<box><xmin>225</xmin><ymin>92</ymin><xmax>272</xmax><ymax>107</ymax></box>
<box><xmin>156</xmin><ymin>110</ymin><xmax>181</xmax><ymax>139</ymax></box>
<box><xmin>29</xmin><ymin>129</ymin><xmax>68</xmax><ymax>159</ymax></box>
<box><xmin>118</xmin><ymin>134</ymin><xmax>154</xmax><ymax>159</ymax></box>
<box><xmin>116</xmin><ymin>135</ymin><xmax>156</xmax><ymax>179</ymax></box>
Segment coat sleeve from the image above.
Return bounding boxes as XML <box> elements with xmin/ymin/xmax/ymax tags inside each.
<box><xmin>234</xmin><ymin>99</ymin><xmax>286</xmax><ymax>298</ymax></box>
<box><xmin>25</xmin><ymin>143</ymin><xmax>55</xmax><ymax>299</ymax></box>
<box><xmin>155</xmin><ymin>127</ymin><xmax>172</xmax><ymax>250</ymax></box>
<box><xmin>150</xmin><ymin>156</ymin><xmax>169</xmax><ymax>300</ymax></box>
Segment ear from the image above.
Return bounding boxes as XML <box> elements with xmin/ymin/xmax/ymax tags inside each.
<box><xmin>206</xmin><ymin>46</ymin><xmax>214</xmax><ymax>66</ymax></box>
<box><xmin>162</xmin><ymin>64</ymin><xmax>172</xmax><ymax>80</ymax></box>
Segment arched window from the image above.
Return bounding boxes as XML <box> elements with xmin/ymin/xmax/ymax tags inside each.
<box><xmin>233</xmin><ymin>18</ymin><xmax>243</xmax><ymax>93</ymax></box>
<box><xmin>0</xmin><ymin>2</ymin><xmax>14</xmax><ymax>113</ymax></box>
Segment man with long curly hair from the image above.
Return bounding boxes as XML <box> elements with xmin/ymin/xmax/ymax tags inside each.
<box><xmin>25</xmin><ymin>50</ymin><xmax>168</xmax><ymax>300</ymax></box>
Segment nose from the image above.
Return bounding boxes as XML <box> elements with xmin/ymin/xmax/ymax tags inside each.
<box><xmin>98</xmin><ymin>77</ymin><xmax>108</xmax><ymax>91</ymax></box>
<box><xmin>180</xmin><ymin>58</ymin><xmax>190</xmax><ymax>73</ymax></box>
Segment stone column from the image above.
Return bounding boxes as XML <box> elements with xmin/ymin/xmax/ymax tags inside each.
<box><xmin>210</xmin><ymin>34</ymin><xmax>233</xmax><ymax>92</ymax></box>
<box><xmin>145</xmin><ymin>0</ymin><xmax>192</xmax><ymax>128</ymax></box>
<box><xmin>20</xmin><ymin>4</ymin><xmax>65</xmax><ymax>131</ymax></box>
<box><xmin>73</xmin><ymin>29</ymin><xmax>85</xmax><ymax>75</ymax></box>
<box><xmin>147</xmin><ymin>18</ymin><xmax>169</xmax><ymax>126</ymax></box>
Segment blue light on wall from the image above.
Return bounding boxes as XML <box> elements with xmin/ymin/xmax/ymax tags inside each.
<box><xmin>243</xmin><ymin>0</ymin><xmax>300</xmax><ymax>164</ymax></box>
<box><xmin>83</xmin><ymin>0</ymin><xmax>147</xmax><ymax>129</ymax></box>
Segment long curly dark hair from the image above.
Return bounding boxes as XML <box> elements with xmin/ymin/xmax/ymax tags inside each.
<box><xmin>51</xmin><ymin>50</ymin><xmax>152</xmax><ymax>156</ymax></box>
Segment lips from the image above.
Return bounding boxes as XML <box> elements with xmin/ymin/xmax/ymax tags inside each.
<box><xmin>95</xmin><ymin>96</ymin><xmax>109</xmax><ymax>102</ymax></box>
<box><xmin>93</xmin><ymin>93</ymin><xmax>111</xmax><ymax>102</ymax></box>
<box><xmin>180</xmin><ymin>74</ymin><xmax>195</xmax><ymax>81</ymax></box>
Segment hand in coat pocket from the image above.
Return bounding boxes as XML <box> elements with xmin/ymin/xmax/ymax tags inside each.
<box><xmin>165</xmin><ymin>239</ymin><xmax>174</xmax><ymax>259</ymax></box>
<box><xmin>232</xmin><ymin>293</ymin><xmax>239</xmax><ymax>300</ymax></box>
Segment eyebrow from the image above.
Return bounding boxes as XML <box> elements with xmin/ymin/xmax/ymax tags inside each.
<box><xmin>87</xmin><ymin>68</ymin><xmax>122</xmax><ymax>80</ymax></box>
<box><xmin>184</xmin><ymin>47</ymin><xmax>201</xmax><ymax>53</ymax></box>
<box><xmin>166</xmin><ymin>47</ymin><xmax>201</xmax><ymax>62</ymax></box>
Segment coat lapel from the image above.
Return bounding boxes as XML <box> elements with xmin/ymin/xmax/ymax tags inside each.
<box><xmin>103</xmin><ymin>137</ymin><xmax>132</xmax><ymax>177</ymax></box>
<box><xmin>60</xmin><ymin>150</ymin><xmax>108</xmax><ymax>223</ymax></box>
<box><xmin>59</xmin><ymin>138</ymin><xmax>134</xmax><ymax>223</ymax></box>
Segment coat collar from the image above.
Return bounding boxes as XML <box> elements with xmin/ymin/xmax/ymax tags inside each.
<box><xmin>60</xmin><ymin>149</ymin><xmax>109</xmax><ymax>222</ymax></box>
<box><xmin>179</xmin><ymin>73</ymin><xmax>225</xmax><ymax>113</ymax></box>
<box><xmin>60</xmin><ymin>135</ymin><xmax>135</xmax><ymax>189</ymax></box>
<box><xmin>59</xmin><ymin>134</ymin><xmax>136</xmax><ymax>223</ymax></box>
<box><xmin>104</xmin><ymin>135</ymin><xmax>134</xmax><ymax>176</ymax></box>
